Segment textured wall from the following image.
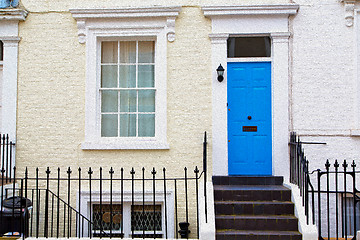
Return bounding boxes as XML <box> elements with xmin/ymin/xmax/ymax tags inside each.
<box><xmin>291</xmin><ymin>0</ymin><xmax>360</xmax><ymax>164</ymax></box>
<box><xmin>16</xmin><ymin>6</ymin><xmax>212</xmax><ymax>177</ymax></box>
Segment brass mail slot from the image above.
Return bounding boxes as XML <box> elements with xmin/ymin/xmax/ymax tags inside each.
<box><xmin>243</xmin><ymin>126</ymin><xmax>257</xmax><ymax>132</ymax></box>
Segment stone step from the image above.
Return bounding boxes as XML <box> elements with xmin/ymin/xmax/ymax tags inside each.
<box><xmin>213</xmin><ymin>176</ymin><xmax>284</xmax><ymax>186</ymax></box>
<box><xmin>216</xmin><ymin>215</ymin><xmax>299</xmax><ymax>231</ymax></box>
<box><xmin>216</xmin><ymin>230</ymin><xmax>302</xmax><ymax>240</ymax></box>
<box><xmin>213</xmin><ymin>185</ymin><xmax>292</xmax><ymax>202</ymax></box>
<box><xmin>215</xmin><ymin>200</ymin><xmax>294</xmax><ymax>215</ymax></box>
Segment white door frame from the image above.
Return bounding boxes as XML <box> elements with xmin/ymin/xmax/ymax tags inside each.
<box><xmin>202</xmin><ymin>5</ymin><xmax>299</xmax><ymax>180</ymax></box>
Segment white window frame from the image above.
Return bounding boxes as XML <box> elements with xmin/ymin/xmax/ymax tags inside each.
<box><xmin>79</xmin><ymin>191</ymin><xmax>175</xmax><ymax>239</ymax></box>
<box><xmin>70</xmin><ymin>7</ymin><xmax>181</xmax><ymax>149</ymax></box>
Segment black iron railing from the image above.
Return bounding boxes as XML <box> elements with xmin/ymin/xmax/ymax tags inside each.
<box><xmin>289</xmin><ymin>132</ymin><xmax>360</xmax><ymax>240</ymax></box>
<box><xmin>0</xmin><ymin>133</ymin><xmax>15</xmax><ymax>183</ymax></box>
<box><xmin>0</xmin><ymin>132</ymin><xmax>208</xmax><ymax>240</ymax></box>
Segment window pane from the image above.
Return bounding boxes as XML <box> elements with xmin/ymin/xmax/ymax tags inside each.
<box><xmin>120</xmin><ymin>41</ymin><xmax>136</xmax><ymax>63</ymax></box>
<box><xmin>102</xmin><ymin>41</ymin><xmax>118</xmax><ymax>63</ymax></box>
<box><xmin>93</xmin><ymin>204</ymin><xmax>122</xmax><ymax>231</ymax></box>
<box><xmin>227</xmin><ymin>37</ymin><xmax>271</xmax><ymax>57</ymax></box>
<box><xmin>138</xmin><ymin>65</ymin><xmax>154</xmax><ymax>88</ymax></box>
<box><xmin>101</xmin><ymin>114</ymin><xmax>118</xmax><ymax>137</ymax></box>
<box><xmin>120</xmin><ymin>90</ymin><xmax>137</xmax><ymax>112</ymax></box>
<box><xmin>138</xmin><ymin>114</ymin><xmax>155</xmax><ymax>137</ymax></box>
<box><xmin>120</xmin><ymin>114</ymin><xmax>136</xmax><ymax>137</ymax></box>
<box><xmin>119</xmin><ymin>65</ymin><xmax>136</xmax><ymax>88</ymax></box>
<box><xmin>101</xmin><ymin>90</ymin><xmax>118</xmax><ymax>113</ymax></box>
<box><xmin>138</xmin><ymin>90</ymin><xmax>155</xmax><ymax>112</ymax></box>
<box><xmin>101</xmin><ymin>65</ymin><xmax>118</xmax><ymax>88</ymax></box>
<box><xmin>132</xmin><ymin>205</ymin><xmax>161</xmax><ymax>231</ymax></box>
<box><xmin>138</xmin><ymin>41</ymin><xmax>155</xmax><ymax>63</ymax></box>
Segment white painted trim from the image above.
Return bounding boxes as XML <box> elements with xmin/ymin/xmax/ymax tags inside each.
<box><xmin>70</xmin><ymin>7</ymin><xmax>181</xmax><ymax>43</ymax></box>
<box><xmin>0</xmin><ymin>35</ymin><xmax>21</xmax><ymax>142</ymax></box>
<box><xmin>78</xmin><ymin>190</ymin><xmax>174</xmax><ymax>238</ymax></box>
<box><xmin>72</xmin><ymin>13</ymin><xmax>172</xmax><ymax>150</ymax></box>
<box><xmin>205</xmin><ymin>5</ymin><xmax>297</xmax><ymax>179</ymax></box>
<box><xmin>202</xmin><ymin>5</ymin><xmax>299</xmax><ymax>17</ymax></box>
<box><xmin>198</xmin><ymin>181</ymin><xmax>215</xmax><ymax>240</ymax></box>
<box><xmin>283</xmin><ymin>183</ymin><xmax>318</xmax><ymax>240</ymax></box>
<box><xmin>0</xmin><ymin>8</ymin><xmax>28</xmax><ymax>21</ymax></box>
<box><xmin>227</xmin><ymin>57</ymin><xmax>271</xmax><ymax>62</ymax></box>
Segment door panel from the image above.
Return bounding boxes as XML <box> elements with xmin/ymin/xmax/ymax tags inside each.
<box><xmin>227</xmin><ymin>62</ymin><xmax>272</xmax><ymax>175</ymax></box>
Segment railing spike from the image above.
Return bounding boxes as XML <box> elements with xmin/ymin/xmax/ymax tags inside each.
<box><xmin>343</xmin><ymin>160</ymin><xmax>348</xmax><ymax>170</ymax></box>
<box><xmin>334</xmin><ymin>159</ymin><xmax>339</xmax><ymax>168</ymax></box>
<box><xmin>351</xmin><ymin>160</ymin><xmax>356</xmax><ymax>168</ymax></box>
<box><xmin>325</xmin><ymin>160</ymin><xmax>330</xmax><ymax>170</ymax></box>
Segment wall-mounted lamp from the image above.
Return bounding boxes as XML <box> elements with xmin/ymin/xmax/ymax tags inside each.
<box><xmin>216</xmin><ymin>64</ymin><xmax>225</xmax><ymax>82</ymax></box>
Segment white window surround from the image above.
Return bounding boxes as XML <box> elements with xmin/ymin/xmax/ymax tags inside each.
<box><xmin>0</xmin><ymin>8</ymin><xmax>27</xmax><ymax>141</ymax></box>
<box><xmin>70</xmin><ymin>7</ymin><xmax>181</xmax><ymax>150</ymax></box>
<box><xmin>78</xmin><ymin>190</ymin><xmax>175</xmax><ymax>238</ymax></box>
<box><xmin>202</xmin><ymin>4</ymin><xmax>299</xmax><ymax>180</ymax></box>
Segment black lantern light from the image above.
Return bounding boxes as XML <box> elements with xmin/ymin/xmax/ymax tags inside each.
<box><xmin>216</xmin><ymin>64</ymin><xmax>225</xmax><ymax>82</ymax></box>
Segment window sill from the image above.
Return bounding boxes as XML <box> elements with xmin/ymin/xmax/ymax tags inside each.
<box><xmin>81</xmin><ymin>138</ymin><xmax>170</xmax><ymax>150</ymax></box>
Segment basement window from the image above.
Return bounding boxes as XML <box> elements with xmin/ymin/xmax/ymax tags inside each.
<box><xmin>92</xmin><ymin>203</ymin><xmax>163</xmax><ymax>238</ymax></box>
<box><xmin>227</xmin><ymin>37</ymin><xmax>271</xmax><ymax>58</ymax></box>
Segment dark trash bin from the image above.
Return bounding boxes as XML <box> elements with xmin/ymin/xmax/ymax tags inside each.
<box><xmin>0</xmin><ymin>196</ymin><xmax>32</xmax><ymax>237</ymax></box>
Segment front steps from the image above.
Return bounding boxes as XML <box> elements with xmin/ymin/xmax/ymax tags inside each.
<box><xmin>213</xmin><ymin>176</ymin><xmax>302</xmax><ymax>240</ymax></box>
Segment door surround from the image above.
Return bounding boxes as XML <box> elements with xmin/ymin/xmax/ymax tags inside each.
<box><xmin>203</xmin><ymin>5</ymin><xmax>299</xmax><ymax>180</ymax></box>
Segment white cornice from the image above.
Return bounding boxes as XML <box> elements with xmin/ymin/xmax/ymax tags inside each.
<box><xmin>0</xmin><ymin>8</ymin><xmax>28</xmax><ymax>21</ymax></box>
<box><xmin>69</xmin><ymin>6</ymin><xmax>181</xmax><ymax>19</ymax></box>
<box><xmin>70</xmin><ymin>6</ymin><xmax>181</xmax><ymax>44</ymax></box>
<box><xmin>202</xmin><ymin>4</ymin><xmax>299</xmax><ymax>17</ymax></box>
<box><xmin>341</xmin><ymin>0</ymin><xmax>356</xmax><ymax>27</ymax></box>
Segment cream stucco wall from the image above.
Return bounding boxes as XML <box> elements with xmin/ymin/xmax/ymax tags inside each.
<box><xmin>16</xmin><ymin>5</ymin><xmax>212</xmax><ymax>177</ymax></box>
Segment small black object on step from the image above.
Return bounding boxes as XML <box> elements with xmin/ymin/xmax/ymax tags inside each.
<box><xmin>178</xmin><ymin>222</ymin><xmax>190</xmax><ymax>238</ymax></box>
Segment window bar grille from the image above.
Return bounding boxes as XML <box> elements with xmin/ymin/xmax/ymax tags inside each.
<box><xmin>163</xmin><ymin>168</ymin><xmax>168</xmax><ymax>239</ymax></box>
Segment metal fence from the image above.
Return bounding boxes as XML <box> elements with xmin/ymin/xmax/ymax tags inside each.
<box><xmin>0</xmin><ymin>132</ymin><xmax>208</xmax><ymax>239</ymax></box>
<box><xmin>0</xmin><ymin>133</ymin><xmax>15</xmax><ymax>183</ymax></box>
<box><xmin>290</xmin><ymin>132</ymin><xmax>360</xmax><ymax>240</ymax></box>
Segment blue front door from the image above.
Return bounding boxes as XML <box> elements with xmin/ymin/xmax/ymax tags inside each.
<box><xmin>227</xmin><ymin>62</ymin><xmax>272</xmax><ymax>175</ymax></box>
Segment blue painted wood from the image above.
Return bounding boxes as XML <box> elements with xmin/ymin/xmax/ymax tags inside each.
<box><xmin>0</xmin><ymin>0</ymin><xmax>19</xmax><ymax>9</ymax></box>
<box><xmin>227</xmin><ymin>62</ymin><xmax>272</xmax><ymax>175</ymax></box>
